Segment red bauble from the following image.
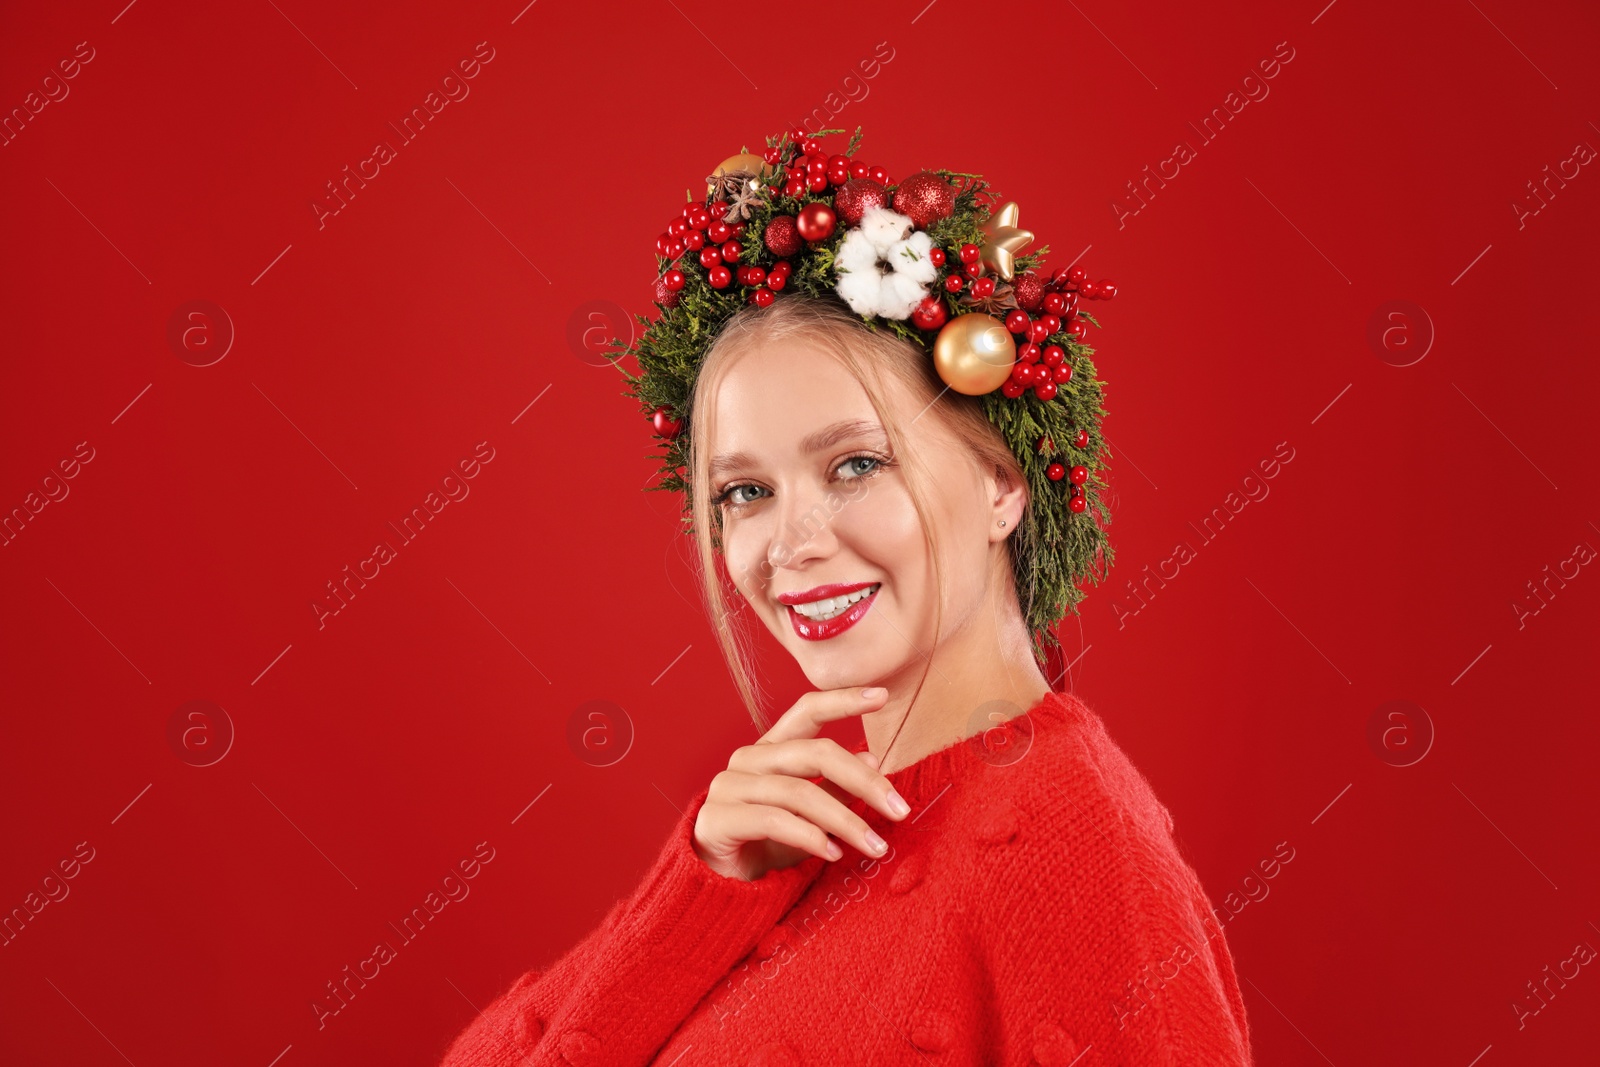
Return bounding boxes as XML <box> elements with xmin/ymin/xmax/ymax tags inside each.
<box><xmin>833</xmin><ymin>178</ymin><xmax>889</xmax><ymax>226</ymax></box>
<box><xmin>652</xmin><ymin>274</ymin><xmax>680</xmax><ymax>309</ymax></box>
<box><xmin>910</xmin><ymin>296</ymin><xmax>948</xmax><ymax>330</ymax></box>
<box><xmin>892</xmin><ymin>172</ymin><xmax>956</xmax><ymax>228</ymax></box>
<box><xmin>652</xmin><ymin>406</ymin><xmax>682</xmax><ymax>438</ymax></box>
<box><xmin>796</xmin><ymin>203</ymin><xmax>837</xmax><ymax>242</ymax></box>
<box><xmin>1012</xmin><ymin>271</ymin><xmax>1046</xmax><ymax>310</ymax></box>
<box><xmin>764</xmin><ymin>215</ymin><xmax>803</xmax><ymax>258</ymax></box>
<box><xmin>1046</xmin><ymin>462</ymin><xmax>1066</xmax><ymax>481</ymax></box>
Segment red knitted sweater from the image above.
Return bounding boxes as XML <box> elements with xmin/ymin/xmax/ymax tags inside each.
<box><xmin>437</xmin><ymin>689</ymin><xmax>1254</xmax><ymax>1065</ymax></box>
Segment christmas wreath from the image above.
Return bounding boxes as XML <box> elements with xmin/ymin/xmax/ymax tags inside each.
<box><xmin>604</xmin><ymin>126</ymin><xmax>1118</xmax><ymax>661</ymax></box>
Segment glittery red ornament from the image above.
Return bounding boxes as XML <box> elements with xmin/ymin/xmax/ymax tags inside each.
<box><xmin>764</xmin><ymin>215</ymin><xmax>803</xmax><ymax>258</ymax></box>
<box><xmin>653</xmin><ymin>274</ymin><xmax>680</xmax><ymax>308</ymax></box>
<box><xmin>1012</xmin><ymin>271</ymin><xmax>1046</xmax><ymax>310</ymax></box>
<box><xmin>833</xmin><ymin>178</ymin><xmax>889</xmax><ymax>226</ymax></box>
<box><xmin>892</xmin><ymin>172</ymin><xmax>956</xmax><ymax>228</ymax></box>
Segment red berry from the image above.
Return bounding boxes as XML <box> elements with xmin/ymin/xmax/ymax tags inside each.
<box><xmin>652</xmin><ymin>406</ymin><xmax>682</xmax><ymax>438</ymax></box>
<box><xmin>1068</xmin><ymin>267</ymin><xmax>1088</xmax><ymax>286</ymax></box>
<box><xmin>1042</xmin><ymin>345</ymin><xmax>1065</xmax><ymax>366</ymax></box>
<box><xmin>911</xmin><ymin>295</ymin><xmax>948</xmax><ymax>330</ymax></box>
<box><xmin>663</xmin><ymin>269</ymin><xmax>686</xmax><ymax>292</ymax></box>
<box><xmin>1100</xmin><ymin>281</ymin><xmax>1118</xmax><ymax>300</ymax></box>
<box><xmin>850</xmin><ymin>160</ymin><xmax>870</xmax><ymax>179</ymax></box>
<box><xmin>763</xmin><ymin>146</ymin><xmax>781</xmax><ymax>165</ymax></box>
<box><xmin>683</xmin><ymin>230</ymin><xmax>705</xmax><ymax>251</ymax></box>
<box><xmin>1073</xmin><ymin>429</ymin><xmax>1089</xmax><ymax>449</ymax></box>
<box><xmin>1068</xmin><ymin>495</ymin><xmax>1088</xmax><ymax>514</ymax></box>
<box><xmin>698</xmin><ymin>246</ymin><xmax>721</xmax><ymax>269</ymax></box>
<box><xmin>869</xmin><ymin>166</ymin><xmax>889</xmax><ymax>184</ymax></box>
<box><xmin>1033</xmin><ymin>380</ymin><xmax>1058</xmax><ymax>401</ymax></box>
<box><xmin>1053</xmin><ymin>364</ymin><xmax>1072</xmax><ymax>383</ymax></box>
<box><xmin>721</xmin><ymin>239</ymin><xmax>743</xmax><ymax>262</ymax></box>
<box><xmin>707</xmin><ymin>264</ymin><xmax>732</xmax><ymax>289</ymax></box>
<box><xmin>807</xmin><ymin>173</ymin><xmax>829</xmax><ymax>193</ymax></box>
<box><xmin>959</xmin><ymin>243</ymin><xmax>982</xmax><ymax>265</ymax></box>
<box><xmin>1043</xmin><ymin>292</ymin><xmax>1066</xmax><ymax>316</ymax></box>
<box><xmin>1005</xmin><ymin>310</ymin><xmax>1031</xmax><ymax>334</ymax></box>
<box><xmin>667</xmin><ymin>217</ymin><xmax>688</xmax><ymax>238</ymax></box>
<box><xmin>1069</xmin><ymin>465</ymin><xmax>1088</xmax><ymax>485</ymax></box>
<box><xmin>767</xmin><ymin>273</ymin><xmax>787</xmax><ymax>291</ymax></box>
<box><xmin>929</xmin><ymin>248</ymin><xmax>947</xmax><ymax>267</ymax></box>
<box><xmin>784</xmin><ymin>178</ymin><xmax>805</xmax><ymax>197</ymax></box>
<box><xmin>1010</xmin><ymin>360</ymin><xmax>1032</xmax><ymax>384</ymax></box>
<box><xmin>802</xmin><ymin>138</ymin><xmax>822</xmax><ymax>155</ymax></box>
<box><xmin>1018</xmin><ymin>342</ymin><xmax>1040</xmax><ymax>363</ymax></box>
<box><xmin>1001</xmin><ymin>379</ymin><xmax>1026</xmax><ymax>398</ymax></box>
<box><xmin>944</xmin><ymin>275</ymin><xmax>965</xmax><ymax>293</ymax></box>
<box><xmin>1046</xmin><ymin>463</ymin><xmax>1066</xmax><ymax>481</ymax></box>
<box><xmin>688</xmin><ymin>206</ymin><xmax>711</xmax><ymax>230</ymax></box>
<box><xmin>971</xmin><ymin>277</ymin><xmax>995</xmax><ymax>298</ymax></box>
<box><xmin>1028</xmin><ymin>319</ymin><xmax>1049</xmax><ymax>343</ymax></box>
<box><xmin>744</xmin><ymin>266</ymin><xmax>766</xmax><ymax>287</ymax></box>
<box><xmin>1040</xmin><ymin>314</ymin><xmax>1060</xmax><ymax>337</ymax></box>
<box><xmin>708</xmin><ymin>220</ymin><xmax>732</xmax><ymax>243</ymax></box>
<box><xmin>1081</xmin><ymin>280</ymin><xmax>1100</xmax><ymax>300</ymax></box>
<box><xmin>753</xmin><ymin>287</ymin><xmax>776</xmax><ymax>307</ymax></box>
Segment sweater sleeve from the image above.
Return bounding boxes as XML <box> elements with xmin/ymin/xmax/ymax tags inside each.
<box><xmin>437</xmin><ymin>783</ymin><xmax>827</xmax><ymax>1067</ymax></box>
<box><xmin>989</xmin><ymin>781</ymin><xmax>1255</xmax><ymax>1066</ymax></box>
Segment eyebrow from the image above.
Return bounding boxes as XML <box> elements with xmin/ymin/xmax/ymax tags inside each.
<box><xmin>709</xmin><ymin>418</ymin><xmax>886</xmax><ymax>480</ymax></box>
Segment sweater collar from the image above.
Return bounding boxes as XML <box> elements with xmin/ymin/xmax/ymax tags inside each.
<box><xmin>848</xmin><ymin>687</ymin><xmax>1085</xmax><ymax>809</ymax></box>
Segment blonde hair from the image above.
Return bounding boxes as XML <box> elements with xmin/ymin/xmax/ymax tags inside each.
<box><xmin>683</xmin><ymin>292</ymin><xmax>1050</xmax><ymax>733</ymax></box>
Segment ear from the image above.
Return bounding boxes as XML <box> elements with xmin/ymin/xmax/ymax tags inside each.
<box><xmin>986</xmin><ymin>461</ymin><xmax>1028</xmax><ymax>542</ymax></box>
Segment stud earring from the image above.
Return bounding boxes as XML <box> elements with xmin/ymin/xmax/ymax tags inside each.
<box><xmin>998</xmin><ymin>519</ymin><xmax>1007</xmax><ymax>527</ymax></box>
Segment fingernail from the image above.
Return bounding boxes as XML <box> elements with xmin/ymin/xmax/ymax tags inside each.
<box><xmin>886</xmin><ymin>791</ymin><xmax>910</xmax><ymax>818</ymax></box>
<box><xmin>825</xmin><ymin>840</ymin><xmax>843</xmax><ymax>860</ymax></box>
<box><xmin>861</xmin><ymin>687</ymin><xmax>884</xmax><ymax>699</ymax></box>
<box><xmin>865</xmin><ymin>831</ymin><xmax>888</xmax><ymax>855</ymax></box>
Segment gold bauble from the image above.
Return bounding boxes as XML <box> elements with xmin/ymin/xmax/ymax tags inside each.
<box><xmin>977</xmin><ymin>201</ymin><xmax>1035</xmax><ymax>281</ymax></box>
<box><xmin>706</xmin><ymin>153</ymin><xmax>769</xmax><ymax>197</ymax></box>
<box><xmin>932</xmin><ymin>313</ymin><xmax>1016</xmax><ymax>395</ymax></box>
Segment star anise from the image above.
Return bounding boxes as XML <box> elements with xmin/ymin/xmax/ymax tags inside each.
<box><xmin>706</xmin><ymin>168</ymin><xmax>757</xmax><ymax>204</ymax></box>
<box><xmin>959</xmin><ymin>278</ymin><xmax>1020</xmax><ymax>317</ymax></box>
<box><xmin>720</xmin><ymin>178</ymin><xmax>769</xmax><ymax>223</ymax></box>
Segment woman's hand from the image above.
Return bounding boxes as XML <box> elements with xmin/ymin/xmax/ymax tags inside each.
<box><xmin>691</xmin><ymin>687</ymin><xmax>913</xmax><ymax>881</ymax></box>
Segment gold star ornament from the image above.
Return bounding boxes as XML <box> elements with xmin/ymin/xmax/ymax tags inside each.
<box><xmin>977</xmin><ymin>201</ymin><xmax>1035</xmax><ymax>281</ymax></box>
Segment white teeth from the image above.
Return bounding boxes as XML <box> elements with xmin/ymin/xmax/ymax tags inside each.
<box><xmin>792</xmin><ymin>584</ymin><xmax>880</xmax><ymax>621</ymax></box>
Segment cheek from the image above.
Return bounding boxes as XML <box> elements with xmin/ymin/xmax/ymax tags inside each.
<box><xmin>846</xmin><ymin>483</ymin><xmax>929</xmax><ymax>586</ymax></box>
<box><xmin>720</xmin><ymin>518</ymin><xmax>771</xmax><ymax>597</ymax></box>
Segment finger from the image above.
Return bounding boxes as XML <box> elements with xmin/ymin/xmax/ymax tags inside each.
<box><xmin>758</xmin><ymin>687</ymin><xmax>888</xmax><ymax>746</ymax></box>
<box><xmin>729</xmin><ymin>737</ymin><xmax>909</xmax><ymax>823</ymax></box>
<box><xmin>711</xmin><ymin>774</ymin><xmax>889</xmax><ymax>859</ymax></box>
<box><xmin>856</xmin><ymin>750</ymin><xmax>881</xmax><ymax>771</ymax></box>
<box><xmin>701</xmin><ymin>798</ymin><xmax>844</xmax><ymax>863</ymax></box>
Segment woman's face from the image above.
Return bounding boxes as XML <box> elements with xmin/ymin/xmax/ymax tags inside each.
<box><xmin>707</xmin><ymin>335</ymin><xmax>1008</xmax><ymax>692</ymax></box>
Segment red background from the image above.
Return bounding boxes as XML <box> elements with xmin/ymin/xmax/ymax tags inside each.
<box><xmin>3</xmin><ymin>0</ymin><xmax>1597</xmax><ymax>1063</ymax></box>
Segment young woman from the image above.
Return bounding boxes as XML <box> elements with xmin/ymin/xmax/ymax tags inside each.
<box><xmin>438</xmin><ymin>129</ymin><xmax>1253</xmax><ymax>1065</ymax></box>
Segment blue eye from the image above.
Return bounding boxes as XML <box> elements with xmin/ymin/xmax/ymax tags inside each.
<box><xmin>714</xmin><ymin>452</ymin><xmax>892</xmax><ymax>512</ymax></box>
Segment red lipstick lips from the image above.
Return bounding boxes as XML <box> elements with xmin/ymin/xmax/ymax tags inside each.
<box><xmin>778</xmin><ymin>581</ymin><xmax>880</xmax><ymax>641</ymax></box>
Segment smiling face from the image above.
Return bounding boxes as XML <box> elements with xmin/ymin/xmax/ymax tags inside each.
<box><xmin>704</xmin><ymin>331</ymin><xmax>1014</xmax><ymax>693</ymax></box>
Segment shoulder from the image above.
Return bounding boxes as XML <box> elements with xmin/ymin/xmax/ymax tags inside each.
<box><xmin>960</xmin><ymin>689</ymin><xmax>1215</xmax><ymax>935</ymax></box>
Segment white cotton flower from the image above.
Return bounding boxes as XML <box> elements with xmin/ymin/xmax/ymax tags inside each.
<box><xmin>834</xmin><ymin>205</ymin><xmax>938</xmax><ymax>320</ymax></box>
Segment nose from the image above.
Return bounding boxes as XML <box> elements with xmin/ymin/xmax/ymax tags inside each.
<box><xmin>767</xmin><ymin>476</ymin><xmax>841</xmax><ymax>573</ymax></box>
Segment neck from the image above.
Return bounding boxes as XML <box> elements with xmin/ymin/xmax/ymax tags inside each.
<box><xmin>862</xmin><ymin>590</ymin><xmax>1051</xmax><ymax>775</ymax></box>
